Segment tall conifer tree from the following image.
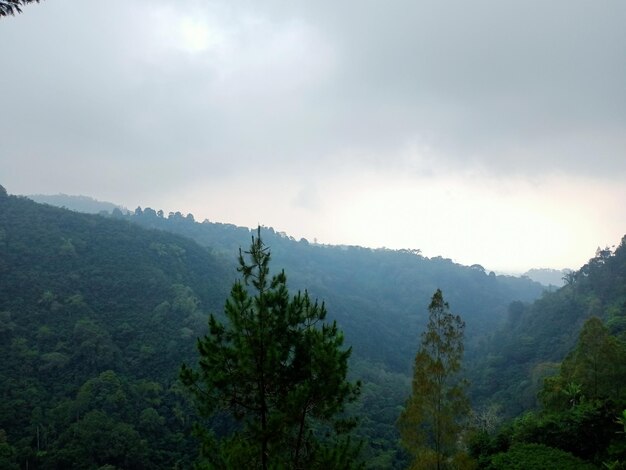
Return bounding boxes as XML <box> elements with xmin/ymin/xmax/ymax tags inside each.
<box><xmin>398</xmin><ymin>289</ymin><xmax>469</xmax><ymax>470</ymax></box>
<box><xmin>181</xmin><ymin>229</ymin><xmax>360</xmax><ymax>469</ymax></box>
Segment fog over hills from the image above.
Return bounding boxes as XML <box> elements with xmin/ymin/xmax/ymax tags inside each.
<box><xmin>522</xmin><ymin>268</ymin><xmax>572</xmax><ymax>288</ymax></box>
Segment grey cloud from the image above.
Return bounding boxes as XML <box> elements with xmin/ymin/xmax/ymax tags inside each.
<box><xmin>309</xmin><ymin>0</ymin><xmax>626</xmax><ymax>175</ymax></box>
<box><xmin>1</xmin><ymin>0</ymin><xmax>625</xmax><ymax>201</ymax></box>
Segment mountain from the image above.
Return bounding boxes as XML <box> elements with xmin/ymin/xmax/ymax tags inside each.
<box><xmin>102</xmin><ymin>201</ymin><xmax>548</xmax><ymax>365</ymax></box>
<box><xmin>472</xmin><ymin>240</ymin><xmax>626</xmax><ymax>416</ymax></box>
<box><xmin>0</xmin><ymin>188</ymin><xmax>231</xmax><ymax>468</ymax></box>
<box><xmin>523</xmin><ymin>267</ymin><xmax>572</xmax><ymax>288</ymax></box>
<box><xmin>3</xmin><ymin>189</ymin><xmax>547</xmax><ymax>468</ymax></box>
<box><xmin>467</xmin><ymin>240</ymin><xmax>626</xmax><ymax>469</ymax></box>
<box><xmin>28</xmin><ymin>193</ymin><xmax>129</xmax><ymax>215</ymax></box>
<box><xmin>24</xmin><ymin>194</ymin><xmax>546</xmax><ymax>367</ymax></box>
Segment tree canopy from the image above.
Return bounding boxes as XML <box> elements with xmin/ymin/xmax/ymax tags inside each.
<box><xmin>399</xmin><ymin>289</ymin><xmax>469</xmax><ymax>470</ymax></box>
<box><xmin>181</xmin><ymin>229</ymin><xmax>361</xmax><ymax>469</ymax></box>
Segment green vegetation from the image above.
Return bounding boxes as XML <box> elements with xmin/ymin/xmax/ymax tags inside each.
<box><xmin>37</xmin><ymin>194</ymin><xmax>547</xmax><ymax>466</ymax></box>
<box><xmin>181</xmin><ymin>230</ymin><xmax>361</xmax><ymax>468</ymax></box>
<box><xmin>0</xmin><ymin>189</ymin><xmax>229</xmax><ymax>468</ymax></box>
<box><xmin>472</xmin><ymin>238</ymin><xmax>626</xmax><ymax>416</ymax></box>
<box><xmin>469</xmin><ymin>304</ymin><xmax>626</xmax><ymax>468</ymax></box>
<box><xmin>399</xmin><ymin>290</ymin><xmax>470</xmax><ymax>469</ymax></box>
<box><xmin>485</xmin><ymin>443</ymin><xmax>597</xmax><ymax>470</ymax></box>
<box><xmin>2</xmin><ymin>187</ymin><xmax>626</xmax><ymax>468</ymax></box>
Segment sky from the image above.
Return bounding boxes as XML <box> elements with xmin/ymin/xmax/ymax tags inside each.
<box><xmin>1</xmin><ymin>0</ymin><xmax>625</xmax><ymax>273</ymax></box>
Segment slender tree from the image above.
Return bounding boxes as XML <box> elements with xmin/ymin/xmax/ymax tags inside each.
<box><xmin>181</xmin><ymin>228</ymin><xmax>360</xmax><ymax>469</ymax></box>
<box><xmin>398</xmin><ymin>289</ymin><xmax>469</xmax><ymax>470</ymax></box>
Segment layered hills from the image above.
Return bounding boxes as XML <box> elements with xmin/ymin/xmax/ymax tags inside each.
<box><xmin>2</xmin><ymin>187</ymin><xmax>623</xmax><ymax>468</ymax></box>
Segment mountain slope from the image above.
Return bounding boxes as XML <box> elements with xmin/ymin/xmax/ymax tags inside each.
<box><xmin>26</xmin><ymin>195</ymin><xmax>546</xmax><ymax>369</ymax></box>
<box><xmin>0</xmin><ymin>188</ymin><xmax>233</xmax><ymax>468</ymax></box>
<box><xmin>10</xmin><ymin>192</ymin><xmax>549</xmax><ymax>467</ymax></box>
<box><xmin>118</xmin><ymin>205</ymin><xmax>546</xmax><ymax>369</ymax></box>
<box><xmin>472</xmin><ymin>239</ymin><xmax>626</xmax><ymax>416</ymax></box>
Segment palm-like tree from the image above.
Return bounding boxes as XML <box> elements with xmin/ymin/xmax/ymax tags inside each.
<box><xmin>1</xmin><ymin>0</ymin><xmax>40</xmax><ymax>18</ymax></box>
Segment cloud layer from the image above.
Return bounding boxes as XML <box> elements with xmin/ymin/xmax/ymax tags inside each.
<box><xmin>1</xmin><ymin>0</ymin><xmax>624</xmax><ymax>270</ymax></box>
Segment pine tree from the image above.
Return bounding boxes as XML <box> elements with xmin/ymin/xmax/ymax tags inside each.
<box><xmin>398</xmin><ymin>289</ymin><xmax>469</xmax><ymax>470</ymax></box>
<box><xmin>181</xmin><ymin>228</ymin><xmax>361</xmax><ymax>469</ymax></box>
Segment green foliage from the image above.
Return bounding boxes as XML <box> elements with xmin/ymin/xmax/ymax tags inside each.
<box><xmin>0</xmin><ymin>430</ymin><xmax>19</xmax><ymax>470</ymax></box>
<box><xmin>471</xmin><ymin>314</ymin><xmax>626</xmax><ymax>468</ymax></box>
<box><xmin>399</xmin><ymin>289</ymin><xmax>470</xmax><ymax>469</ymax></box>
<box><xmin>486</xmin><ymin>443</ymin><xmax>597</xmax><ymax>470</ymax></box>
<box><xmin>522</xmin><ymin>316</ymin><xmax>626</xmax><ymax>465</ymax></box>
<box><xmin>510</xmin><ymin>403</ymin><xmax>618</xmax><ymax>463</ymax></box>
<box><xmin>30</xmin><ymin>193</ymin><xmax>548</xmax><ymax>461</ymax></box>
<box><xmin>2</xmin><ymin>188</ymin><xmax>599</xmax><ymax>468</ymax></box>
<box><xmin>542</xmin><ymin>317</ymin><xmax>626</xmax><ymax>411</ymax></box>
<box><xmin>181</xmin><ymin>229</ymin><xmax>361</xmax><ymax>469</ymax></box>
<box><xmin>348</xmin><ymin>359</ymin><xmax>411</xmax><ymax>468</ymax></box>
<box><xmin>0</xmin><ymin>192</ymin><xmax>228</xmax><ymax>468</ymax></box>
<box><xmin>53</xmin><ymin>410</ymin><xmax>148</xmax><ymax>469</ymax></box>
<box><xmin>473</xmin><ymin>237</ymin><xmax>626</xmax><ymax>416</ymax></box>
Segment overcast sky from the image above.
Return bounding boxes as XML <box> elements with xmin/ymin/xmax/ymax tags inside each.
<box><xmin>1</xmin><ymin>0</ymin><xmax>625</xmax><ymax>272</ymax></box>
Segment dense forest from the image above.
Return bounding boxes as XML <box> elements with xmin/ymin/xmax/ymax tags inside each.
<box><xmin>465</xmin><ymin>240</ymin><xmax>626</xmax><ymax>468</ymax></box>
<box><xmin>1</xmin><ymin>188</ymin><xmax>232</xmax><ymax>468</ymax></box>
<box><xmin>2</xmin><ymin>187</ymin><xmax>625</xmax><ymax>468</ymax></box>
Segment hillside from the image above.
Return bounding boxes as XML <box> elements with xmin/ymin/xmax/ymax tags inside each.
<box><xmin>2</xmin><ymin>189</ymin><xmax>549</xmax><ymax>468</ymax></box>
<box><xmin>466</xmin><ymin>238</ymin><xmax>626</xmax><ymax>468</ymax></box>
<box><xmin>472</xmin><ymin>240</ymin><xmax>626</xmax><ymax>416</ymax></box>
<box><xmin>59</xmin><ymin>199</ymin><xmax>546</xmax><ymax>364</ymax></box>
<box><xmin>27</xmin><ymin>195</ymin><xmax>546</xmax><ymax>367</ymax></box>
<box><xmin>0</xmin><ymin>188</ymin><xmax>231</xmax><ymax>468</ymax></box>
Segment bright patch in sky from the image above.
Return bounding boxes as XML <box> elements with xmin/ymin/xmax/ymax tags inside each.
<box><xmin>178</xmin><ymin>18</ymin><xmax>215</xmax><ymax>53</ymax></box>
<box><xmin>156</xmin><ymin>170</ymin><xmax>625</xmax><ymax>274</ymax></box>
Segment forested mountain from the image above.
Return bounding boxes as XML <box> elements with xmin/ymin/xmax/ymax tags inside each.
<box><xmin>473</xmin><ymin>240</ymin><xmax>626</xmax><ymax>416</ymax></box>
<box><xmin>4</xmin><ymin>188</ymin><xmax>625</xmax><ymax>468</ymax></box>
<box><xmin>114</xmin><ymin>204</ymin><xmax>545</xmax><ymax>363</ymax></box>
<box><xmin>467</xmin><ymin>238</ymin><xmax>626</xmax><ymax>468</ymax></box>
<box><xmin>29</xmin><ymin>194</ymin><xmax>546</xmax><ymax>367</ymax></box>
<box><xmin>15</xmin><ymin>192</ymin><xmax>548</xmax><ymax>467</ymax></box>
<box><xmin>0</xmin><ymin>188</ymin><xmax>232</xmax><ymax>468</ymax></box>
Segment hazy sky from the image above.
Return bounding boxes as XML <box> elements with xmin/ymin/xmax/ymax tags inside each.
<box><xmin>1</xmin><ymin>0</ymin><xmax>625</xmax><ymax>272</ymax></box>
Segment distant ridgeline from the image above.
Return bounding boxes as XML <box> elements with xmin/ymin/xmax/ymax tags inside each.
<box><xmin>523</xmin><ymin>267</ymin><xmax>572</xmax><ymax>288</ymax></box>
<box><xmin>28</xmin><ymin>193</ymin><xmax>130</xmax><ymax>215</ymax></box>
<box><xmin>33</xmin><ymin>194</ymin><xmax>547</xmax><ymax>367</ymax></box>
